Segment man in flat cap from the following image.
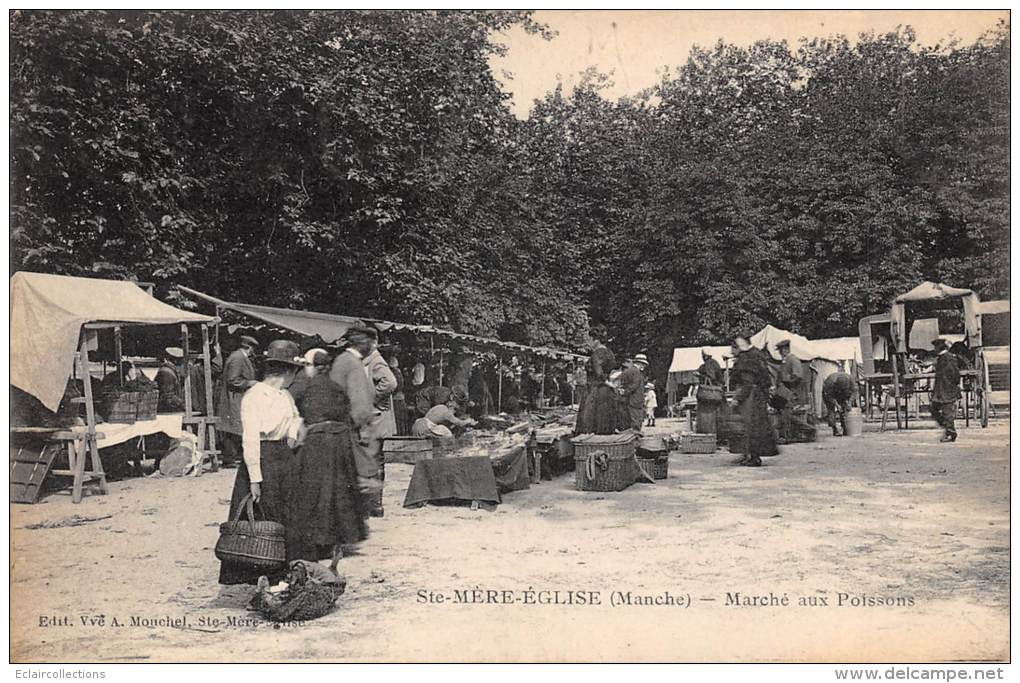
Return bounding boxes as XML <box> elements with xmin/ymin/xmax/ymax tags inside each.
<box><xmin>775</xmin><ymin>338</ymin><xmax>809</xmax><ymax>443</ymax></box>
<box><xmin>329</xmin><ymin>324</ymin><xmax>384</xmax><ymax>515</ymax></box>
<box><xmin>930</xmin><ymin>337</ymin><xmax>961</xmax><ymax>442</ymax></box>
<box><xmin>217</xmin><ymin>335</ymin><xmax>259</xmax><ymax>466</ymax></box>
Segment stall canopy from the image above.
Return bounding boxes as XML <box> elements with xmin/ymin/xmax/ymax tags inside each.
<box><xmin>11</xmin><ymin>272</ymin><xmax>214</xmax><ymax>412</ymax></box>
<box><xmin>178</xmin><ymin>286</ymin><xmax>586</xmax><ymax>361</ymax></box>
<box><xmin>890</xmin><ymin>281</ymin><xmax>981</xmax><ymax>351</ymax></box>
<box><xmin>668</xmin><ymin>346</ymin><xmax>731</xmax><ymax>374</ymax></box>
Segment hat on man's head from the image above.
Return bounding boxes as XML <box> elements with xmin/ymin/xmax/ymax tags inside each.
<box><xmin>304</xmin><ymin>348</ymin><xmax>330</xmax><ymax>367</ymax></box>
<box><xmin>342</xmin><ymin>323</ymin><xmax>378</xmax><ymax>342</ymax></box>
<box><xmin>931</xmin><ymin>337</ymin><xmax>950</xmax><ymax>350</ymax></box>
<box><xmin>633</xmin><ymin>353</ymin><xmax>649</xmax><ymax>365</ymax></box>
<box><xmin>164</xmin><ymin>346</ymin><xmax>184</xmax><ymax>359</ymax></box>
<box><xmin>239</xmin><ymin>335</ymin><xmax>259</xmax><ymax>349</ymax></box>
<box><xmin>264</xmin><ymin>339</ymin><xmax>305</xmax><ymax>366</ymax></box>
<box><xmin>776</xmin><ymin>339</ymin><xmax>791</xmax><ymax>349</ymax></box>
<box><xmin>645</xmin><ymin>382</ymin><xmax>655</xmax><ymax>390</ymax></box>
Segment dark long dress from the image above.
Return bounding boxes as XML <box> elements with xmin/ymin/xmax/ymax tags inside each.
<box><xmin>576</xmin><ymin>346</ymin><xmax>626</xmax><ymax>434</ymax></box>
<box><xmin>287</xmin><ymin>373</ymin><xmax>369</xmax><ymax>563</ymax></box>
<box><xmin>218</xmin><ymin>440</ymin><xmax>295</xmax><ymax>585</ymax></box>
<box><xmin>731</xmin><ymin>348</ymin><xmax>779</xmax><ymax>460</ymax></box>
<box><xmin>391</xmin><ymin>367</ymin><xmax>410</xmax><ymax>436</ymax></box>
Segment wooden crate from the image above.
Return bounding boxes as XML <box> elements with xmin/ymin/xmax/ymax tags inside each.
<box><xmin>10</xmin><ymin>437</ymin><xmax>61</xmax><ymax>504</ymax></box>
<box><xmin>382</xmin><ymin>436</ymin><xmax>433</xmax><ymax>465</ymax></box>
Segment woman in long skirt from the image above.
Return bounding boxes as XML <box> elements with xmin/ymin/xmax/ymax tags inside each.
<box><xmin>287</xmin><ymin>350</ymin><xmax>368</xmax><ymax>571</ymax></box>
<box><xmin>729</xmin><ymin>335</ymin><xmax>779</xmax><ymax>467</ymax></box>
<box><xmin>575</xmin><ymin>342</ymin><xmax>626</xmax><ymax>434</ymax></box>
<box><xmin>219</xmin><ymin>340</ymin><xmax>306</xmax><ymax>585</ymax></box>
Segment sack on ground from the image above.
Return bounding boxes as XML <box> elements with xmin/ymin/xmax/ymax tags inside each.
<box><xmin>250</xmin><ymin>560</ymin><xmax>347</xmax><ymax>622</ymax></box>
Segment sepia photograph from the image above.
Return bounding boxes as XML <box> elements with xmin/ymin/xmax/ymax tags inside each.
<box><xmin>7</xmin><ymin>7</ymin><xmax>1012</xmax><ymax>669</ymax></box>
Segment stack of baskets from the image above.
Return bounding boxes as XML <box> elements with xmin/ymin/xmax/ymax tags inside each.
<box><xmin>636</xmin><ymin>435</ymin><xmax>669</xmax><ymax>480</ymax></box>
<box><xmin>571</xmin><ymin>433</ymin><xmax>638</xmax><ymax>492</ymax></box>
<box><xmin>679</xmin><ymin>432</ymin><xmax>717</xmax><ymax>454</ymax></box>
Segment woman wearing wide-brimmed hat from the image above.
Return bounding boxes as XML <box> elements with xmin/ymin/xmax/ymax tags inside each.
<box><xmin>218</xmin><ymin>339</ymin><xmax>306</xmax><ymax>585</ymax></box>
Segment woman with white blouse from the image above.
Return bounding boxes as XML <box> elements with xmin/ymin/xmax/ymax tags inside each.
<box><xmin>218</xmin><ymin>339</ymin><xmax>307</xmax><ymax>586</ymax></box>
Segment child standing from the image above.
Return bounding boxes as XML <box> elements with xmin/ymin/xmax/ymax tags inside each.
<box><xmin>644</xmin><ymin>382</ymin><xmax>658</xmax><ymax>427</ymax></box>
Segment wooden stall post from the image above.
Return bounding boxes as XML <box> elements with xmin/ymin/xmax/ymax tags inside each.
<box><xmin>181</xmin><ymin>324</ymin><xmax>193</xmax><ymax>417</ymax></box>
<box><xmin>201</xmin><ymin>323</ymin><xmax>219</xmax><ymax>471</ymax></box>
<box><xmin>540</xmin><ymin>360</ymin><xmax>546</xmax><ymax>407</ymax></box>
<box><xmin>113</xmin><ymin>326</ymin><xmax>123</xmax><ymax>385</ymax></box>
<box><xmin>497</xmin><ymin>354</ymin><xmax>503</xmax><ymax>413</ymax></box>
<box><xmin>75</xmin><ymin>334</ymin><xmax>107</xmax><ymax>502</ymax></box>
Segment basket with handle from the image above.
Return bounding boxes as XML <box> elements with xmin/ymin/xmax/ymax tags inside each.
<box><xmin>214</xmin><ymin>494</ymin><xmax>287</xmax><ymax>571</ymax></box>
<box><xmin>637</xmin><ymin>454</ymin><xmax>669</xmax><ymax>480</ymax></box>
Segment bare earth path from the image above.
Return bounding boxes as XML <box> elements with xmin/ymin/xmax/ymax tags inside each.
<box><xmin>11</xmin><ymin>419</ymin><xmax>1009</xmax><ymax>662</ymax></box>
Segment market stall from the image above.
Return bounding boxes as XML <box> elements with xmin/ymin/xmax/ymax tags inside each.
<box><xmin>879</xmin><ymin>281</ymin><xmax>991</xmax><ymax>430</ymax></box>
<box><xmin>10</xmin><ymin>272</ymin><xmax>217</xmax><ymax>503</ymax></box>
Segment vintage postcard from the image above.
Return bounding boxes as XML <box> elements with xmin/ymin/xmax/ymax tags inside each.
<box><xmin>8</xmin><ymin>8</ymin><xmax>1010</xmax><ymax>666</ymax></box>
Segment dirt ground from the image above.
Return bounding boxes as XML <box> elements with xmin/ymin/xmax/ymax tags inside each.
<box><xmin>10</xmin><ymin>417</ymin><xmax>1010</xmax><ymax>663</ymax></box>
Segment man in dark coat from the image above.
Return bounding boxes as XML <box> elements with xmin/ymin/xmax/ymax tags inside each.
<box><xmin>822</xmin><ymin>371</ymin><xmax>857</xmax><ymax>436</ymax></box>
<box><xmin>931</xmin><ymin>338</ymin><xmax>961</xmax><ymax>442</ymax></box>
<box><xmin>155</xmin><ymin>347</ymin><xmax>186</xmax><ymax>413</ymax></box>
<box><xmin>775</xmin><ymin>339</ymin><xmax>810</xmax><ymax>442</ymax></box>
<box><xmin>216</xmin><ymin>335</ymin><xmax>259</xmax><ymax>465</ymax></box>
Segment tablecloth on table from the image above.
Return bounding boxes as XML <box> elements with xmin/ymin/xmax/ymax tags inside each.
<box><xmin>402</xmin><ymin>456</ymin><xmax>501</xmax><ymax>508</ymax></box>
<box><xmin>89</xmin><ymin>414</ymin><xmax>187</xmax><ymax>449</ymax></box>
<box><xmin>490</xmin><ymin>444</ymin><xmax>530</xmax><ymax>494</ymax></box>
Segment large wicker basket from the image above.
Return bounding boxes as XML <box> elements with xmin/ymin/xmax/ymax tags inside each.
<box><xmin>135</xmin><ymin>389</ymin><xmax>159</xmax><ymax>421</ymax></box>
<box><xmin>571</xmin><ymin>432</ymin><xmax>638</xmax><ymax>460</ymax></box>
<box><xmin>680</xmin><ymin>432</ymin><xmax>717</xmax><ymax>454</ymax></box>
<box><xmin>101</xmin><ymin>389</ymin><xmax>139</xmax><ymax>424</ymax></box>
<box><xmin>574</xmin><ymin>449</ymin><xmax>637</xmax><ymax>492</ymax></box>
<box><xmin>637</xmin><ymin>454</ymin><xmax>669</xmax><ymax>480</ymax></box>
<box><xmin>214</xmin><ymin>495</ymin><xmax>287</xmax><ymax>571</ymax></box>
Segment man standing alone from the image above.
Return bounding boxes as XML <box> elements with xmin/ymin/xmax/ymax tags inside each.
<box><xmin>775</xmin><ymin>339</ymin><xmax>808</xmax><ymax>442</ymax></box>
<box><xmin>931</xmin><ymin>338</ymin><xmax>961</xmax><ymax>443</ymax></box>
<box><xmin>217</xmin><ymin>336</ymin><xmax>259</xmax><ymax>466</ymax></box>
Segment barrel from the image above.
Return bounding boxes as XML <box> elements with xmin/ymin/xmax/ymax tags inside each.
<box><xmin>844</xmin><ymin>408</ymin><xmax>864</xmax><ymax>437</ymax></box>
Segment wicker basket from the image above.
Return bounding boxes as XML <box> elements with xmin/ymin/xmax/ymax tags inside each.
<box><xmin>102</xmin><ymin>389</ymin><xmax>138</xmax><ymax>424</ymax></box>
<box><xmin>135</xmin><ymin>389</ymin><xmax>159</xmax><ymax>421</ymax></box>
<box><xmin>573</xmin><ymin>448</ymin><xmax>638</xmax><ymax>492</ymax></box>
<box><xmin>637</xmin><ymin>454</ymin><xmax>669</xmax><ymax>480</ymax></box>
<box><xmin>680</xmin><ymin>432</ymin><xmax>717</xmax><ymax>454</ymax></box>
<box><xmin>571</xmin><ymin>432</ymin><xmax>638</xmax><ymax>460</ymax></box>
<box><xmin>214</xmin><ymin>495</ymin><xmax>287</xmax><ymax>571</ymax></box>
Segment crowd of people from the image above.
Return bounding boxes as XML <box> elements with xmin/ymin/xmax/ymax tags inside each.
<box><xmin>200</xmin><ymin>322</ymin><xmax>967</xmax><ymax>592</ymax></box>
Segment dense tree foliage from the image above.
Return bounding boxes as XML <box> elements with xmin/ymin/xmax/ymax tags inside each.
<box><xmin>10</xmin><ymin>11</ymin><xmax>1009</xmax><ymax>375</ymax></box>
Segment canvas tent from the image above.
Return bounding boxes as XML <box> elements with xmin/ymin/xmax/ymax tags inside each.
<box><xmin>11</xmin><ymin>272</ymin><xmax>214</xmax><ymax>412</ymax></box>
<box><xmin>668</xmin><ymin>326</ymin><xmax>862</xmax><ymax>418</ymax></box>
<box><xmin>890</xmin><ymin>281</ymin><xmax>982</xmax><ymax>351</ymax></box>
